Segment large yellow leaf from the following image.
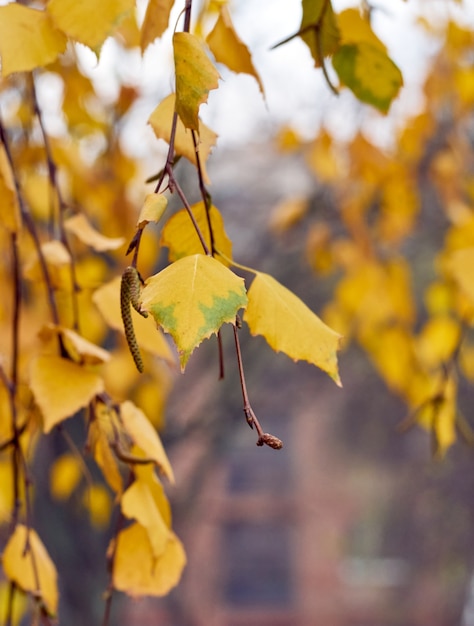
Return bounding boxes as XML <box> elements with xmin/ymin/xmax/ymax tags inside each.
<box><xmin>113</xmin><ymin>522</ymin><xmax>186</xmax><ymax>597</ymax></box>
<box><xmin>121</xmin><ymin>478</ymin><xmax>170</xmax><ymax>557</ymax></box>
<box><xmin>3</xmin><ymin>525</ymin><xmax>58</xmax><ymax>615</ymax></box>
<box><xmin>173</xmin><ymin>32</ymin><xmax>220</xmax><ymax>130</ymax></box>
<box><xmin>140</xmin><ymin>255</ymin><xmax>247</xmax><ymax>369</ymax></box>
<box><xmin>206</xmin><ymin>6</ymin><xmax>264</xmax><ymax>95</ymax></box>
<box><xmin>120</xmin><ymin>401</ymin><xmax>174</xmax><ymax>483</ymax></box>
<box><xmin>92</xmin><ymin>277</ymin><xmax>175</xmax><ymax>365</ymax></box>
<box><xmin>244</xmin><ymin>272</ymin><xmax>342</xmax><ymax>385</ymax></box>
<box><xmin>47</xmin><ymin>0</ymin><xmax>134</xmax><ymax>52</ymax></box>
<box><xmin>30</xmin><ymin>355</ymin><xmax>104</xmax><ymax>433</ymax></box>
<box><xmin>160</xmin><ymin>202</ymin><xmax>232</xmax><ymax>263</ymax></box>
<box><xmin>0</xmin><ymin>5</ymin><xmax>66</xmax><ymax>77</ymax></box>
<box><xmin>148</xmin><ymin>93</ymin><xmax>217</xmax><ymax>184</ymax></box>
<box><xmin>140</xmin><ymin>0</ymin><xmax>174</xmax><ymax>52</ymax></box>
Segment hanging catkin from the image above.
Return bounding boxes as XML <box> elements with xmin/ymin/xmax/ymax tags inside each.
<box><xmin>120</xmin><ymin>266</ymin><xmax>148</xmax><ymax>373</ymax></box>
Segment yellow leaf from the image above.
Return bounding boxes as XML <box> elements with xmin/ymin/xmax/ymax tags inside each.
<box><xmin>337</xmin><ymin>8</ymin><xmax>386</xmax><ymax>52</ymax></box>
<box><xmin>39</xmin><ymin>325</ymin><xmax>110</xmax><ymax>365</ymax></box>
<box><xmin>120</xmin><ymin>401</ymin><xmax>174</xmax><ymax>482</ymax></box>
<box><xmin>113</xmin><ymin>522</ymin><xmax>186</xmax><ymax>597</ymax></box>
<box><xmin>269</xmin><ymin>197</ymin><xmax>309</xmax><ymax>233</ymax></box>
<box><xmin>160</xmin><ymin>202</ymin><xmax>232</xmax><ymax>263</ymax></box>
<box><xmin>0</xmin><ymin>148</ymin><xmax>20</xmax><ymax>232</ymax></box>
<box><xmin>207</xmin><ymin>6</ymin><xmax>264</xmax><ymax>95</ymax></box>
<box><xmin>83</xmin><ymin>483</ymin><xmax>112</xmax><ymax>528</ymax></box>
<box><xmin>173</xmin><ymin>32</ymin><xmax>220</xmax><ymax>130</ymax></box>
<box><xmin>88</xmin><ymin>412</ymin><xmax>123</xmax><ymax>494</ymax></box>
<box><xmin>23</xmin><ymin>240</ymin><xmax>72</xmax><ymax>291</ymax></box>
<box><xmin>137</xmin><ymin>194</ymin><xmax>168</xmax><ymax>228</ymax></box>
<box><xmin>417</xmin><ymin>374</ymin><xmax>457</xmax><ymax>458</ymax></box>
<box><xmin>47</xmin><ymin>0</ymin><xmax>134</xmax><ymax>52</ymax></box>
<box><xmin>140</xmin><ymin>255</ymin><xmax>248</xmax><ymax>369</ymax></box>
<box><xmin>140</xmin><ymin>0</ymin><xmax>174</xmax><ymax>52</ymax></box>
<box><xmin>92</xmin><ymin>277</ymin><xmax>175</xmax><ymax>365</ymax></box>
<box><xmin>30</xmin><ymin>355</ymin><xmax>104</xmax><ymax>433</ymax></box>
<box><xmin>121</xmin><ymin>478</ymin><xmax>170</xmax><ymax>557</ymax></box>
<box><xmin>64</xmin><ymin>213</ymin><xmax>125</xmax><ymax>252</ymax></box>
<box><xmin>50</xmin><ymin>453</ymin><xmax>82</xmax><ymax>500</ymax></box>
<box><xmin>244</xmin><ymin>272</ymin><xmax>342</xmax><ymax>385</ymax></box>
<box><xmin>0</xmin><ymin>5</ymin><xmax>66</xmax><ymax>77</ymax></box>
<box><xmin>3</xmin><ymin>525</ymin><xmax>58</xmax><ymax>615</ymax></box>
<box><xmin>447</xmin><ymin>247</ymin><xmax>474</xmax><ymax>305</ymax></box>
<box><xmin>0</xmin><ymin>581</ymin><xmax>27</xmax><ymax>626</ymax></box>
<box><xmin>417</xmin><ymin>316</ymin><xmax>460</xmax><ymax>368</ymax></box>
<box><xmin>148</xmin><ymin>93</ymin><xmax>217</xmax><ymax>184</ymax></box>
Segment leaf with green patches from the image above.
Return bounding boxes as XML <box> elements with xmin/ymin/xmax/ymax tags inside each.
<box><xmin>332</xmin><ymin>42</ymin><xmax>403</xmax><ymax>113</ymax></box>
<box><xmin>173</xmin><ymin>32</ymin><xmax>220</xmax><ymax>131</ymax></box>
<box><xmin>244</xmin><ymin>272</ymin><xmax>342</xmax><ymax>385</ymax></box>
<box><xmin>140</xmin><ymin>255</ymin><xmax>247</xmax><ymax>369</ymax></box>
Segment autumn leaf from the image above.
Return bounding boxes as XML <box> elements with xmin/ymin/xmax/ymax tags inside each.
<box><xmin>64</xmin><ymin>213</ymin><xmax>125</xmax><ymax>252</ymax></box>
<box><xmin>207</xmin><ymin>6</ymin><xmax>264</xmax><ymax>95</ymax></box>
<box><xmin>149</xmin><ymin>94</ymin><xmax>217</xmax><ymax>184</ymax></box>
<box><xmin>244</xmin><ymin>272</ymin><xmax>342</xmax><ymax>385</ymax></box>
<box><xmin>141</xmin><ymin>255</ymin><xmax>247</xmax><ymax>369</ymax></box>
<box><xmin>299</xmin><ymin>0</ymin><xmax>340</xmax><ymax>67</ymax></box>
<box><xmin>30</xmin><ymin>355</ymin><xmax>104</xmax><ymax>433</ymax></box>
<box><xmin>3</xmin><ymin>525</ymin><xmax>58</xmax><ymax>615</ymax></box>
<box><xmin>137</xmin><ymin>194</ymin><xmax>168</xmax><ymax>228</ymax></box>
<box><xmin>447</xmin><ymin>247</ymin><xmax>474</xmax><ymax>305</ymax></box>
<box><xmin>88</xmin><ymin>404</ymin><xmax>123</xmax><ymax>494</ymax></box>
<box><xmin>332</xmin><ymin>42</ymin><xmax>403</xmax><ymax>113</ymax></box>
<box><xmin>173</xmin><ymin>32</ymin><xmax>220</xmax><ymax>130</ymax></box>
<box><xmin>92</xmin><ymin>277</ymin><xmax>175</xmax><ymax>365</ymax></box>
<box><xmin>161</xmin><ymin>202</ymin><xmax>232</xmax><ymax>263</ymax></box>
<box><xmin>140</xmin><ymin>0</ymin><xmax>174</xmax><ymax>52</ymax></box>
<box><xmin>113</xmin><ymin>522</ymin><xmax>186</xmax><ymax>597</ymax></box>
<box><xmin>121</xmin><ymin>477</ymin><xmax>170</xmax><ymax>557</ymax></box>
<box><xmin>50</xmin><ymin>453</ymin><xmax>82</xmax><ymax>500</ymax></box>
<box><xmin>0</xmin><ymin>4</ymin><xmax>67</xmax><ymax>77</ymax></box>
<box><xmin>38</xmin><ymin>325</ymin><xmax>110</xmax><ymax>365</ymax></box>
<box><xmin>120</xmin><ymin>401</ymin><xmax>174</xmax><ymax>482</ymax></box>
<box><xmin>47</xmin><ymin>0</ymin><xmax>134</xmax><ymax>52</ymax></box>
<box><xmin>337</xmin><ymin>8</ymin><xmax>387</xmax><ymax>52</ymax></box>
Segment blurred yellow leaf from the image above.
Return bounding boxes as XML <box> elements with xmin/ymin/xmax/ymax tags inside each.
<box><xmin>207</xmin><ymin>6</ymin><xmax>264</xmax><ymax>95</ymax></box>
<box><xmin>160</xmin><ymin>202</ymin><xmax>232</xmax><ymax>263</ymax></box>
<box><xmin>121</xmin><ymin>478</ymin><xmax>170</xmax><ymax>557</ymax></box>
<box><xmin>140</xmin><ymin>255</ymin><xmax>247</xmax><ymax>369</ymax></box>
<box><xmin>417</xmin><ymin>374</ymin><xmax>457</xmax><ymax>458</ymax></box>
<box><xmin>88</xmin><ymin>412</ymin><xmax>123</xmax><ymax>494</ymax></box>
<box><xmin>0</xmin><ymin>149</ymin><xmax>20</xmax><ymax>232</ymax></box>
<box><xmin>0</xmin><ymin>581</ymin><xmax>27</xmax><ymax>626</ymax></box>
<box><xmin>0</xmin><ymin>4</ymin><xmax>66</xmax><ymax>76</ymax></box>
<box><xmin>64</xmin><ymin>213</ymin><xmax>125</xmax><ymax>252</ymax></box>
<box><xmin>140</xmin><ymin>0</ymin><xmax>174</xmax><ymax>52</ymax></box>
<box><xmin>83</xmin><ymin>483</ymin><xmax>112</xmax><ymax>528</ymax></box>
<box><xmin>120</xmin><ymin>401</ymin><xmax>174</xmax><ymax>482</ymax></box>
<box><xmin>113</xmin><ymin>522</ymin><xmax>186</xmax><ymax>597</ymax></box>
<box><xmin>39</xmin><ymin>325</ymin><xmax>110</xmax><ymax>365</ymax></box>
<box><xmin>447</xmin><ymin>247</ymin><xmax>474</xmax><ymax>305</ymax></box>
<box><xmin>92</xmin><ymin>277</ymin><xmax>175</xmax><ymax>365</ymax></box>
<box><xmin>244</xmin><ymin>272</ymin><xmax>342</xmax><ymax>385</ymax></box>
<box><xmin>47</xmin><ymin>0</ymin><xmax>134</xmax><ymax>52</ymax></box>
<box><xmin>148</xmin><ymin>93</ymin><xmax>217</xmax><ymax>184</ymax></box>
<box><xmin>30</xmin><ymin>355</ymin><xmax>104</xmax><ymax>433</ymax></box>
<box><xmin>269</xmin><ymin>197</ymin><xmax>309</xmax><ymax>233</ymax></box>
<box><xmin>173</xmin><ymin>32</ymin><xmax>220</xmax><ymax>130</ymax></box>
<box><xmin>24</xmin><ymin>241</ymin><xmax>72</xmax><ymax>291</ymax></box>
<box><xmin>3</xmin><ymin>525</ymin><xmax>58</xmax><ymax>615</ymax></box>
<box><xmin>137</xmin><ymin>194</ymin><xmax>168</xmax><ymax>228</ymax></box>
<box><xmin>50</xmin><ymin>453</ymin><xmax>82</xmax><ymax>500</ymax></box>
<box><xmin>417</xmin><ymin>316</ymin><xmax>460</xmax><ymax>368</ymax></box>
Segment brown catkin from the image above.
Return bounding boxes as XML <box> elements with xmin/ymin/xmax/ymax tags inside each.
<box><xmin>120</xmin><ymin>267</ymin><xmax>147</xmax><ymax>373</ymax></box>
